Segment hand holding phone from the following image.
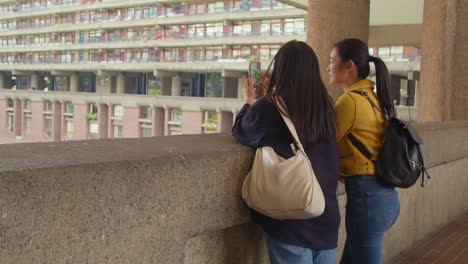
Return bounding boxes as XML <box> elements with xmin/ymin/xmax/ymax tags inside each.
<box><xmin>248</xmin><ymin>61</ymin><xmax>262</xmax><ymax>97</ymax></box>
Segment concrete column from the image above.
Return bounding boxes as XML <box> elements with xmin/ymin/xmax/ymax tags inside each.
<box><xmin>122</xmin><ymin>107</ymin><xmax>140</xmax><ymax>138</ymax></box>
<box><xmin>52</xmin><ymin>101</ymin><xmax>62</xmax><ymax>141</ymax></box>
<box><xmin>70</xmin><ymin>73</ymin><xmax>79</xmax><ymax>92</ymax></box>
<box><xmin>60</xmin><ymin>103</ymin><xmax>67</xmax><ymax>140</ymax></box>
<box><xmin>391</xmin><ymin>75</ymin><xmax>402</xmax><ymax>105</ymax></box>
<box><xmin>418</xmin><ymin>0</ymin><xmax>468</xmax><ymax>122</ymax></box>
<box><xmin>73</xmin><ymin>104</ymin><xmax>89</xmax><ymax>140</ymax></box>
<box><xmin>0</xmin><ymin>73</ymin><xmax>11</xmax><ymax>89</ymax></box>
<box><xmin>13</xmin><ymin>99</ymin><xmax>22</xmax><ymax>138</ymax></box>
<box><xmin>152</xmin><ymin>107</ymin><xmax>165</xmax><ymax>137</ymax></box>
<box><xmin>171</xmin><ymin>75</ymin><xmax>182</xmax><ymax>96</ymax></box>
<box><xmin>31</xmin><ymin>101</ymin><xmax>44</xmax><ymax>141</ymax></box>
<box><xmin>218</xmin><ymin>111</ymin><xmax>234</xmax><ymax>133</ymax></box>
<box><xmin>238</xmin><ymin>76</ymin><xmax>246</xmax><ymax>99</ymax></box>
<box><xmin>116</xmin><ymin>73</ymin><xmax>126</xmax><ymax>94</ymax></box>
<box><xmin>307</xmin><ymin>0</ymin><xmax>370</xmax><ymax>100</ymax></box>
<box><xmin>107</xmin><ymin>105</ymin><xmax>114</xmax><ymax>138</ymax></box>
<box><xmin>98</xmin><ymin>104</ymin><xmax>109</xmax><ymax>139</ymax></box>
<box><xmin>182</xmin><ymin>110</ymin><xmax>203</xmax><ymax>135</ymax></box>
<box><xmin>224</xmin><ymin>77</ymin><xmax>238</xmax><ymax>98</ymax></box>
<box><xmin>96</xmin><ymin>75</ymin><xmax>113</xmax><ymax>94</ymax></box>
<box><xmin>164</xmin><ymin>108</ymin><xmax>170</xmax><ymax>136</ymax></box>
<box><xmin>30</xmin><ymin>73</ymin><xmax>40</xmax><ymax>90</ymax></box>
<box><xmin>162</xmin><ymin>77</ymin><xmax>172</xmax><ymax>96</ymax></box>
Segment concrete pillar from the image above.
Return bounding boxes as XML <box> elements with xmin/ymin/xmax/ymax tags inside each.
<box><xmin>30</xmin><ymin>73</ymin><xmax>40</xmax><ymax>90</ymax></box>
<box><xmin>164</xmin><ymin>108</ymin><xmax>170</xmax><ymax>136</ymax></box>
<box><xmin>31</xmin><ymin>101</ymin><xmax>44</xmax><ymax>141</ymax></box>
<box><xmin>182</xmin><ymin>110</ymin><xmax>203</xmax><ymax>135</ymax></box>
<box><xmin>96</xmin><ymin>75</ymin><xmax>113</xmax><ymax>94</ymax></box>
<box><xmin>122</xmin><ymin>107</ymin><xmax>139</xmax><ymax>138</ymax></box>
<box><xmin>107</xmin><ymin>104</ymin><xmax>114</xmax><ymax>138</ymax></box>
<box><xmin>116</xmin><ymin>73</ymin><xmax>126</xmax><ymax>94</ymax></box>
<box><xmin>218</xmin><ymin>111</ymin><xmax>233</xmax><ymax>133</ymax></box>
<box><xmin>0</xmin><ymin>73</ymin><xmax>11</xmax><ymax>89</ymax></box>
<box><xmin>98</xmin><ymin>104</ymin><xmax>109</xmax><ymax>139</ymax></box>
<box><xmin>391</xmin><ymin>75</ymin><xmax>402</xmax><ymax>105</ymax></box>
<box><xmin>172</xmin><ymin>75</ymin><xmax>182</xmax><ymax>96</ymax></box>
<box><xmin>307</xmin><ymin>0</ymin><xmax>370</xmax><ymax>100</ymax></box>
<box><xmin>418</xmin><ymin>0</ymin><xmax>468</xmax><ymax>122</ymax></box>
<box><xmin>162</xmin><ymin>77</ymin><xmax>172</xmax><ymax>96</ymax></box>
<box><xmin>152</xmin><ymin>107</ymin><xmax>165</xmax><ymax>137</ymax></box>
<box><xmin>238</xmin><ymin>76</ymin><xmax>246</xmax><ymax>99</ymax></box>
<box><xmin>13</xmin><ymin>99</ymin><xmax>22</xmax><ymax>138</ymax></box>
<box><xmin>224</xmin><ymin>77</ymin><xmax>238</xmax><ymax>98</ymax></box>
<box><xmin>52</xmin><ymin>101</ymin><xmax>62</xmax><ymax>141</ymax></box>
<box><xmin>70</xmin><ymin>73</ymin><xmax>79</xmax><ymax>92</ymax></box>
<box><xmin>73</xmin><ymin>104</ymin><xmax>88</xmax><ymax>140</ymax></box>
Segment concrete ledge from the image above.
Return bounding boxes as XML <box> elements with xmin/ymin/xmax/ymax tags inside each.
<box><xmin>1</xmin><ymin>122</ymin><xmax>467</xmax><ymax>263</ymax></box>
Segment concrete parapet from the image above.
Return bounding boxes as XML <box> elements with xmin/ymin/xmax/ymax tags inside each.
<box><xmin>0</xmin><ymin>122</ymin><xmax>468</xmax><ymax>263</ymax></box>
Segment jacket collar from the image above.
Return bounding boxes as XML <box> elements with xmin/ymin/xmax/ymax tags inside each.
<box><xmin>346</xmin><ymin>79</ymin><xmax>373</xmax><ymax>93</ymax></box>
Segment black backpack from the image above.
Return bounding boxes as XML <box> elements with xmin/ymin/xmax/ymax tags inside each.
<box><xmin>347</xmin><ymin>91</ymin><xmax>430</xmax><ymax>188</ymax></box>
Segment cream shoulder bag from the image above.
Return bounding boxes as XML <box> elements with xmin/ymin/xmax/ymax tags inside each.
<box><xmin>241</xmin><ymin>97</ymin><xmax>325</xmax><ymax>220</ymax></box>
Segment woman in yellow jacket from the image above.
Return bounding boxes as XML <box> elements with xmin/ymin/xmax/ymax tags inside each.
<box><xmin>327</xmin><ymin>38</ymin><xmax>400</xmax><ymax>264</ymax></box>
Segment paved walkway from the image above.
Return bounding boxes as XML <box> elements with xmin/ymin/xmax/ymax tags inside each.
<box><xmin>390</xmin><ymin>212</ymin><xmax>468</xmax><ymax>264</ymax></box>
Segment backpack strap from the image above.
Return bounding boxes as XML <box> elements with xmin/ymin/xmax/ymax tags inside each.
<box><xmin>347</xmin><ymin>133</ymin><xmax>374</xmax><ymax>161</ymax></box>
<box><xmin>350</xmin><ymin>91</ymin><xmax>388</xmax><ymax>120</ymax></box>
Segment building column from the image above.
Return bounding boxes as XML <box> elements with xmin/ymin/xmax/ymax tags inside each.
<box><xmin>164</xmin><ymin>108</ymin><xmax>170</xmax><ymax>136</ymax></box>
<box><xmin>116</xmin><ymin>73</ymin><xmax>126</xmax><ymax>94</ymax></box>
<box><xmin>182</xmin><ymin>110</ymin><xmax>203</xmax><ymax>135</ymax></box>
<box><xmin>162</xmin><ymin>77</ymin><xmax>172</xmax><ymax>96</ymax></box>
<box><xmin>218</xmin><ymin>111</ymin><xmax>234</xmax><ymax>133</ymax></box>
<box><xmin>390</xmin><ymin>75</ymin><xmax>402</xmax><ymax>105</ymax></box>
<box><xmin>223</xmin><ymin>77</ymin><xmax>238</xmax><ymax>98</ymax></box>
<box><xmin>418</xmin><ymin>0</ymin><xmax>468</xmax><ymax>122</ymax></box>
<box><xmin>52</xmin><ymin>101</ymin><xmax>62</xmax><ymax>141</ymax></box>
<box><xmin>107</xmin><ymin>104</ymin><xmax>114</xmax><ymax>138</ymax></box>
<box><xmin>70</xmin><ymin>73</ymin><xmax>79</xmax><ymax>92</ymax></box>
<box><xmin>0</xmin><ymin>73</ymin><xmax>11</xmax><ymax>89</ymax></box>
<box><xmin>122</xmin><ymin>107</ymin><xmax>140</xmax><ymax>138</ymax></box>
<box><xmin>60</xmin><ymin>103</ymin><xmax>67</xmax><ymax>140</ymax></box>
<box><xmin>73</xmin><ymin>104</ymin><xmax>89</xmax><ymax>140</ymax></box>
<box><xmin>13</xmin><ymin>99</ymin><xmax>22</xmax><ymax>138</ymax></box>
<box><xmin>237</xmin><ymin>76</ymin><xmax>246</xmax><ymax>99</ymax></box>
<box><xmin>307</xmin><ymin>0</ymin><xmax>370</xmax><ymax>100</ymax></box>
<box><xmin>171</xmin><ymin>75</ymin><xmax>182</xmax><ymax>96</ymax></box>
<box><xmin>152</xmin><ymin>107</ymin><xmax>165</xmax><ymax>136</ymax></box>
<box><xmin>98</xmin><ymin>104</ymin><xmax>109</xmax><ymax>139</ymax></box>
<box><xmin>30</xmin><ymin>73</ymin><xmax>40</xmax><ymax>90</ymax></box>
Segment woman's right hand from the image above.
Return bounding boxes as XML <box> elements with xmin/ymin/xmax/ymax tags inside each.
<box><xmin>244</xmin><ymin>78</ymin><xmax>255</xmax><ymax>105</ymax></box>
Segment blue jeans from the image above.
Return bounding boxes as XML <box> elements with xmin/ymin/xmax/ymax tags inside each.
<box><xmin>340</xmin><ymin>175</ymin><xmax>400</xmax><ymax>264</ymax></box>
<box><xmin>266</xmin><ymin>234</ymin><xmax>336</xmax><ymax>264</ymax></box>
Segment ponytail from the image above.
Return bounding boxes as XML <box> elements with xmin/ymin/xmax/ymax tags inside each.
<box><xmin>369</xmin><ymin>56</ymin><xmax>396</xmax><ymax>118</ymax></box>
<box><xmin>334</xmin><ymin>39</ymin><xmax>396</xmax><ymax>118</ymax></box>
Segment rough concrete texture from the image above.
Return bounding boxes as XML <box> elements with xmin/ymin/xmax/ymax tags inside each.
<box><xmin>307</xmin><ymin>0</ymin><xmax>370</xmax><ymax>100</ymax></box>
<box><xmin>0</xmin><ymin>121</ymin><xmax>467</xmax><ymax>263</ymax></box>
<box><xmin>418</xmin><ymin>0</ymin><xmax>468</xmax><ymax>122</ymax></box>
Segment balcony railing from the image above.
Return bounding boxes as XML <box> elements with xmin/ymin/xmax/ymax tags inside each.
<box><xmin>0</xmin><ymin>29</ymin><xmax>306</xmax><ymax>49</ymax></box>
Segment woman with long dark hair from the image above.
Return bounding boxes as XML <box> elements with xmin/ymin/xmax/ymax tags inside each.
<box><xmin>327</xmin><ymin>38</ymin><xmax>400</xmax><ymax>264</ymax></box>
<box><xmin>232</xmin><ymin>40</ymin><xmax>340</xmax><ymax>264</ymax></box>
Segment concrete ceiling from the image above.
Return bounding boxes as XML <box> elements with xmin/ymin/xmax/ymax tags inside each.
<box><xmin>279</xmin><ymin>0</ymin><xmax>424</xmax><ymax>26</ymax></box>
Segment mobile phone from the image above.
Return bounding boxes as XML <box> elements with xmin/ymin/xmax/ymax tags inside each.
<box><xmin>248</xmin><ymin>61</ymin><xmax>261</xmax><ymax>97</ymax></box>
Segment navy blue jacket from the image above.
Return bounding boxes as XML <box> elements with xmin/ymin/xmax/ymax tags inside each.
<box><xmin>232</xmin><ymin>96</ymin><xmax>340</xmax><ymax>250</ymax></box>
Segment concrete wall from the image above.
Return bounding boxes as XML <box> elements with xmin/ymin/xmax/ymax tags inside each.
<box><xmin>0</xmin><ymin>122</ymin><xmax>467</xmax><ymax>263</ymax></box>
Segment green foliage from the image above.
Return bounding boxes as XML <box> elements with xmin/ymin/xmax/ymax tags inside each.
<box><xmin>85</xmin><ymin>113</ymin><xmax>97</xmax><ymax>121</ymax></box>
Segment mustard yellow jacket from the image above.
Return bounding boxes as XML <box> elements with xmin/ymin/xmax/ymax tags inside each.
<box><xmin>335</xmin><ymin>79</ymin><xmax>385</xmax><ymax>177</ymax></box>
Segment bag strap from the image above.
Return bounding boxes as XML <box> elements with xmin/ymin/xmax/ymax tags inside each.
<box><xmin>347</xmin><ymin>133</ymin><xmax>373</xmax><ymax>161</ymax></box>
<box><xmin>273</xmin><ymin>96</ymin><xmax>306</xmax><ymax>154</ymax></box>
<box><xmin>350</xmin><ymin>91</ymin><xmax>389</xmax><ymax>121</ymax></box>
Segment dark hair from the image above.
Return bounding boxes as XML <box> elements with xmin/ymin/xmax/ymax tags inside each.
<box><xmin>265</xmin><ymin>40</ymin><xmax>336</xmax><ymax>148</ymax></box>
<box><xmin>334</xmin><ymin>38</ymin><xmax>395</xmax><ymax>118</ymax></box>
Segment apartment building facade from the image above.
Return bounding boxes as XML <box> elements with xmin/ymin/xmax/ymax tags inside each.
<box><xmin>0</xmin><ymin>0</ymin><xmax>421</xmax><ymax>142</ymax></box>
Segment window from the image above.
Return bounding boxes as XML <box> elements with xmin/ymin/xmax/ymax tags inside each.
<box><xmin>147</xmin><ymin>76</ymin><xmax>161</xmax><ymax>95</ymax></box>
<box><xmin>203</xmin><ymin>111</ymin><xmax>218</xmax><ymax>133</ymax></box>
<box><xmin>65</xmin><ymin>120</ymin><xmax>73</xmax><ymax>140</ymax></box>
<box><xmin>378</xmin><ymin>47</ymin><xmax>390</xmax><ymax>58</ymax></box>
<box><xmin>169</xmin><ymin>109</ymin><xmax>182</xmax><ymax>135</ymax></box>
<box><xmin>7</xmin><ymin>113</ymin><xmax>14</xmax><ymax>133</ymax></box>
<box><xmin>111</xmin><ymin>105</ymin><xmax>123</xmax><ymax>138</ymax></box>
